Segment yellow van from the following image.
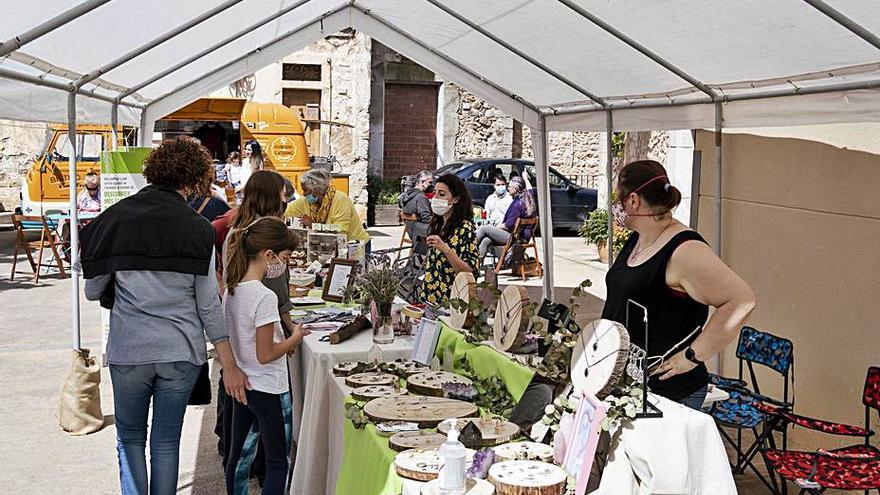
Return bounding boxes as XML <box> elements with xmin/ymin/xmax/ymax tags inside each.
<box><xmin>20</xmin><ymin>98</ymin><xmax>348</xmax><ymax>215</ymax></box>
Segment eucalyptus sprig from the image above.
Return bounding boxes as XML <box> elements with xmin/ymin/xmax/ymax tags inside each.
<box><xmin>344</xmin><ymin>401</ymin><xmax>369</xmax><ymax>430</ymax></box>
<box><xmin>462</xmin><ymin>359</ymin><xmax>516</xmax><ymax>417</ymax></box>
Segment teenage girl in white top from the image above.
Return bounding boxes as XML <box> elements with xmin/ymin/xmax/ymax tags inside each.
<box><xmin>222</xmin><ymin>217</ymin><xmax>309</xmax><ymax>495</ymax></box>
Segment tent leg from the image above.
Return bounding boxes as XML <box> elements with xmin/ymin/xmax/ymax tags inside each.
<box><xmin>605</xmin><ymin>111</ymin><xmax>614</xmax><ymax>267</ymax></box>
<box><xmin>68</xmin><ymin>91</ymin><xmax>81</xmax><ymax>351</ymax></box>
<box><xmin>138</xmin><ymin>110</ymin><xmax>153</xmax><ymax>147</ymax></box>
<box><xmin>532</xmin><ymin>116</ymin><xmax>554</xmax><ymax>301</ymax></box>
<box><xmin>111</xmin><ymin>103</ymin><xmax>119</xmax><ymax>151</ymax></box>
<box><xmin>713</xmin><ymin>102</ymin><xmax>723</xmax><ymax>374</ymax></box>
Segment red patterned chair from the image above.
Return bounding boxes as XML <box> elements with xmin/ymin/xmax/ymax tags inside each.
<box><xmin>763</xmin><ymin>366</ymin><xmax>880</xmax><ymax>494</ymax></box>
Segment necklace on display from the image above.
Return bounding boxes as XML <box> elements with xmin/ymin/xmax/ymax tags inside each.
<box><xmin>630</xmin><ymin>218</ymin><xmax>675</xmax><ymax>262</ymax></box>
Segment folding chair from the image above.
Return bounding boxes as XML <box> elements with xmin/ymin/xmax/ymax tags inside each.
<box><xmin>495</xmin><ymin>217</ymin><xmax>541</xmax><ymax>281</ymax></box>
<box><xmin>707</xmin><ymin>326</ymin><xmax>795</xmax><ymax>492</ymax></box>
<box><xmin>10</xmin><ymin>214</ymin><xmax>68</xmax><ymax>283</ymax></box>
<box><xmin>763</xmin><ymin>366</ymin><xmax>880</xmax><ymax>495</ymax></box>
<box><xmin>395</xmin><ymin>212</ymin><xmax>418</xmax><ymax>263</ymax></box>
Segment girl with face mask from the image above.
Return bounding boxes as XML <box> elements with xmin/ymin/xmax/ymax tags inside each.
<box><xmin>483</xmin><ymin>173</ymin><xmax>513</xmax><ymax>225</ymax></box>
<box><xmin>602</xmin><ymin>160</ymin><xmax>756</xmax><ymax>410</ymax></box>
<box><xmin>223</xmin><ymin>217</ymin><xmax>309</xmax><ymax>495</ymax></box>
<box><xmin>417</xmin><ymin>174</ymin><xmax>479</xmax><ymax>307</ymax></box>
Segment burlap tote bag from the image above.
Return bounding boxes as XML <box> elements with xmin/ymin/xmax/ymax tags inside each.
<box><xmin>59</xmin><ymin>348</ymin><xmax>104</xmax><ymax>435</ymax></box>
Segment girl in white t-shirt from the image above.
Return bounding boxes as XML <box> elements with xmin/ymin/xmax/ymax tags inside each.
<box><xmin>222</xmin><ymin>217</ymin><xmax>309</xmax><ymax>495</ymax></box>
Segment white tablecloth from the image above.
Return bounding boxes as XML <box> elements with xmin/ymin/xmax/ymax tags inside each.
<box><xmin>288</xmin><ymin>330</ymin><xmax>414</xmax><ymax>495</ymax></box>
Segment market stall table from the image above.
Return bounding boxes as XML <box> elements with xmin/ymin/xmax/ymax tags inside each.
<box><xmin>288</xmin><ymin>326</ymin><xmax>415</xmax><ymax>495</ymax></box>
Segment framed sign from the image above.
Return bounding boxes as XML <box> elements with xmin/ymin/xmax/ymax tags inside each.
<box><xmin>322</xmin><ymin>258</ymin><xmax>358</xmax><ymax>303</ymax></box>
<box><xmin>411</xmin><ymin>317</ymin><xmax>441</xmax><ymax>366</ymax></box>
<box><xmin>562</xmin><ymin>393</ymin><xmax>608</xmax><ymax>495</ymax></box>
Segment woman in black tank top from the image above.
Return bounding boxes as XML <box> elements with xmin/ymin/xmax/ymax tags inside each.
<box><xmin>602</xmin><ymin>160</ymin><xmax>757</xmax><ymax>408</ymax></box>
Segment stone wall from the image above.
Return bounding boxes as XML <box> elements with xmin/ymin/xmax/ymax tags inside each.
<box><xmin>521</xmin><ymin>127</ymin><xmax>603</xmax><ymax>185</ymax></box>
<box><xmin>0</xmin><ymin>120</ymin><xmax>50</xmax><ymax>211</ymax></box>
<box><xmin>452</xmin><ymin>87</ymin><xmax>514</xmax><ymax>159</ymax></box>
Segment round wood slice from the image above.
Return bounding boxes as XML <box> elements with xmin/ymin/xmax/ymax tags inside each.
<box><xmin>446</xmin><ymin>271</ymin><xmax>477</xmax><ymax>329</ymax></box>
<box><xmin>437</xmin><ymin>418</ymin><xmax>521</xmax><ymax>447</ymax></box>
<box><xmin>394</xmin><ymin>448</ymin><xmax>476</xmax><ymax>482</ymax></box>
<box><xmin>488</xmin><ymin>460</ymin><xmax>567</xmax><ymax>495</ymax></box>
<box><xmin>492</xmin><ymin>442</ymin><xmax>554</xmax><ymax>462</ymax></box>
<box><xmin>570</xmin><ymin>319</ymin><xmax>630</xmax><ymax>399</ymax></box>
<box><xmin>389</xmin><ymin>430</ymin><xmax>447</xmax><ymax>452</ymax></box>
<box><xmin>407</xmin><ymin>371</ymin><xmax>473</xmax><ymax>397</ymax></box>
<box><xmin>493</xmin><ymin>285</ymin><xmax>531</xmax><ymax>352</ymax></box>
<box><xmin>389</xmin><ymin>359</ymin><xmax>430</xmax><ymax>377</ymax></box>
<box><xmin>345</xmin><ymin>372</ymin><xmax>397</xmax><ymax>388</ymax></box>
<box><xmin>351</xmin><ymin>384</ymin><xmax>408</xmax><ymax>402</ymax></box>
<box><xmin>364</xmin><ymin>396</ymin><xmax>478</xmax><ymax>428</ymax></box>
<box><xmin>333</xmin><ymin>361</ymin><xmax>360</xmax><ymax>377</ymax></box>
<box><xmin>421</xmin><ymin>478</ymin><xmax>496</xmax><ymax>495</ymax></box>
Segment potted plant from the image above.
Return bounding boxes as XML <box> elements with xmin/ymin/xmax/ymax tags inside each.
<box><xmin>367</xmin><ymin>176</ymin><xmax>402</xmax><ymax>226</ymax></box>
<box><xmin>345</xmin><ymin>263</ymin><xmax>401</xmax><ymax>344</ymax></box>
<box><xmin>579</xmin><ymin>209</ymin><xmax>632</xmax><ymax>263</ymax></box>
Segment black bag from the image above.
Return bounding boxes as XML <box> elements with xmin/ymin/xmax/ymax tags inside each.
<box><xmin>188</xmin><ymin>363</ymin><xmax>212</xmax><ymax>406</ymax></box>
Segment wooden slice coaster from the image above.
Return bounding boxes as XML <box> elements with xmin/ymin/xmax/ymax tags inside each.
<box><xmin>333</xmin><ymin>361</ymin><xmax>360</xmax><ymax>377</ymax></box>
<box><xmin>394</xmin><ymin>448</ymin><xmax>476</xmax><ymax>482</ymax></box>
<box><xmin>437</xmin><ymin>418</ymin><xmax>521</xmax><ymax>447</ymax></box>
<box><xmin>389</xmin><ymin>430</ymin><xmax>447</xmax><ymax>452</ymax></box>
<box><xmin>345</xmin><ymin>372</ymin><xmax>397</xmax><ymax>388</ymax></box>
<box><xmin>492</xmin><ymin>442</ymin><xmax>554</xmax><ymax>462</ymax></box>
<box><xmin>391</xmin><ymin>359</ymin><xmax>430</xmax><ymax>377</ymax></box>
<box><xmin>407</xmin><ymin>371</ymin><xmax>473</xmax><ymax>397</ymax></box>
<box><xmin>493</xmin><ymin>285</ymin><xmax>531</xmax><ymax>352</ymax></box>
<box><xmin>350</xmin><ymin>385</ymin><xmax>408</xmax><ymax>402</ymax></box>
<box><xmin>421</xmin><ymin>478</ymin><xmax>496</xmax><ymax>495</ymax></box>
<box><xmin>488</xmin><ymin>460</ymin><xmax>567</xmax><ymax>495</ymax></box>
<box><xmin>364</xmin><ymin>396</ymin><xmax>478</xmax><ymax>428</ymax></box>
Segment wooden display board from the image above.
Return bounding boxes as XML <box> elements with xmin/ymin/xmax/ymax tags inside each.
<box><xmin>389</xmin><ymin>430</ymin><xmax>447</xmax><ymax>452</ymax></box>
<box><xmin>492</xmin><ymin>442</ymin><xmax>554</xmax><ymax>462</ymax></box>
<box><xmin>345</xmin><ymin>372</ymin><xmax>397</xmax><ymax>388</ymax></box>
<box><xmin>351</xmin><ymin>385</ymin><xmax>407</xmax><ymax>402</ymax></box>
<box><xmin>493</xmin><ymin>285</ymin><xmax>531</xmax><ymax>352</ymax></box>
<box><xmin>445</xmin><ymin>271</ymin><xmax>477</xmax><ymax>329</ymax></box>
<box><xmin>364</xmin><ymin>396</ymin><xmax>478</xmax><ymax>428</ymax></box>
<box><xmin>437</xmin><ymin>418</ymin><xmax>520</xmax><ymax>447</ymax></box>
<box><xmin>394</xmin><ymin>448</ymin><xmax>476</xmax><ymax>482</ymax></box>
<box><xmin>407</xmin><ymin>371</ymin><xmax>473</xmax><ymax>397</ymax></box>
<box><xmin>488</xmin><ymin>460</ymin><xmax>568</xmax><ymax>495</ymax></box>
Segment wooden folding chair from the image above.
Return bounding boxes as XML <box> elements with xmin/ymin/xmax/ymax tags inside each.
<box><xmin>10</xmin><ymin>214</ymin><xmax>68</xmax><ymax>283</ymax></box>
<box><xmin>495</xmin><ymin>217</ymin><xmax>541</xmax><ymax>281</ymax></box>
<box><xmin>396</xmin><ymin>212</ymin><xmax>418</xmax><ymax>263</ymax></box>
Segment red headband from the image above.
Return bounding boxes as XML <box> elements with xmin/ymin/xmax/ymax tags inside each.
<box><xmin>632</xmin><ymin>175</ymin><xmax>668</xmax><ymax>194</ymax></box>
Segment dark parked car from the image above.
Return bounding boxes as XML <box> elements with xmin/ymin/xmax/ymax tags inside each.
<box><xmin>430</xmin><ymin>159</ymin><xmax>598</xmax><ymax>230</ymax></box>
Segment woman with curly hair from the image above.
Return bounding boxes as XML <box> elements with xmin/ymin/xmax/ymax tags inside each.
<box><xmin>80</xmin><ymin>137</ymin><xmax>250</xmax><ymax>495</ymax></box>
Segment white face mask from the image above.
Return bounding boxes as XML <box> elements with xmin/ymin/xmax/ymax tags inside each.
<box><xmin>430</xmin><ymin>197</ymin><xmax>451</xmax><ymax>216</ymax></box>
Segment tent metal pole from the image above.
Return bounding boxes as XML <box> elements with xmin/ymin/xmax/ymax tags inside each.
<box><xmin>72</xmin><ymin>0</ymin><xmax>243</xmax><ymax>90</ymax></box>
<box><xmin>713</xmin><ymin>103</ymin><xmax>722</xmax><ymax>257</ymax></box>
<box><xmin>0</xmin><ymin>0</ymin><xmax>112</xmax><ymax>58</ymax></box>
<box><xmin>554</xmin><ymin>0</ymin><xmax>717</xmax><ymax>100</ymax></box>
<box><xmin>801</xmin><ymin>0</ymin><xmax>880</xmax><ymax>50</ymax></box>
<box><xmin>544</xmin><ymin>77</ymin><xmax>880</xmax><ymax>117</ymax></box>
<box><xmin>117</xmin><ymin>0</ymin><xmax>317</xmax><ymax>100</ymax></box>
<box><xmin>605</xmin><ymin>110</ymin><xmax>614</xmax><ymax>268</ymax></box>
<box><xmin>138</xmin><ymin>109</ymin><xmax>150</xmax><ymax>147</ymax></box>
<box><xmin>67</xmin><ymin>91</ymin><xmax>82</xmax><ymax>351</ymax></box>
<box><xmin>0</xmin><ymin>67</ymin><xmax>143</xmax><ymax>109</ymax></box>
<box><xmin>420</xmin><ymin>0</ymin><xmax>607</xmax><ymax>108</ymax></box>
<box><xmin>532</xmin><ymin>116</ymin><xmax>554</xmax><ymax>300</ymax></box>
<box><xmin>147</xmin><ymin>4</ymin><xmax>351</xmax><ymax>107</ymax></box>
<box><xmin>111</xmin><ymin>103</ymin><xmax>119</xmax><ymax>151</ymax></box>
<box><xmin>353</xmin><ymin>6</ymin><xmax>541</xmax><ymax>114</ymax></box>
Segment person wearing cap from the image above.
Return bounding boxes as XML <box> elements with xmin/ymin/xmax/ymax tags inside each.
<box><xmin>601</xmin><ymin>159</ymin><xmax>756</xmax><ymax>410</ymax></box>
<box><xmin>285</xmin><ymin>169</ymin><xmax>370</xmax><ymax>248</ymax></box>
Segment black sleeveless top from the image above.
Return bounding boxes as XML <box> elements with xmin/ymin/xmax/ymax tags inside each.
<box><xmin>602</xmin><ymin>230</ymin><xmax>709</xmax><ymax>400</ymax></box>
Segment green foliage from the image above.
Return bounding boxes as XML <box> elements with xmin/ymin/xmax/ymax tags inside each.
<box><xmin>347</xmin><ymin>263</ymin><xmax>400</xmax><ymax>306</ymax></box>
<box><xmin>344</xmin><ymin>401</ymin><xmax>369</xmax><ymax>430</ymax></box>
<box><xmin>367</xmin><ymin>175</ymin><xmax>400</xmax><ymax>205</ymax></box>
<box><xmin>532</xmin><ymin>278</ymin><xmax>592</xmax><ymax>383</ymax></box>
<box><xmin>578</xmin><ymin>209</ymin><xmax>632</xmax><ymax>255</ymax></box>
<box><xmin>462</xmin><ymin>359</ymin><xmax>516</xmax><ymax>417</ymax></box>
<box><xmin>611</xmin><ymin>132</ymin><xmax>626</xmax><ymax>159</ymax></box>
<box><xmin>447</xmin><ymin>280</ymin><xmax>501</xmax><ymax>344</ymax></box>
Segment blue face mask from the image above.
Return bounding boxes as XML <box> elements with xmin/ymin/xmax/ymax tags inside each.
<box><xmin>495</xmin><ymin>185</ymin><xmax>507</xmax><ymax>196</ymax></box>
<box><xmin>305</xmin><ymin>194</ymin><xmax>318</xmax><ymax>204</ymax></box>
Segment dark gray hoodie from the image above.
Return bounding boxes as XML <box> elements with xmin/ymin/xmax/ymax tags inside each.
<box><xmin>398</xmin><ymin>187</ymin><xmax>433</xmax><ymax>223</ymax></box>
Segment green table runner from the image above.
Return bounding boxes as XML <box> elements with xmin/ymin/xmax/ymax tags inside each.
<box><xmin>335</xmin><ymin>322</ymin><xmax>535</xmax><ymax>495</ymax></box>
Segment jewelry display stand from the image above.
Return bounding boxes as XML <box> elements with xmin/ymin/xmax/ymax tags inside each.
<box><xmin>626</xmin><ymin>299</ymin><xmax>663</xmax><ymax>419</ymax></box>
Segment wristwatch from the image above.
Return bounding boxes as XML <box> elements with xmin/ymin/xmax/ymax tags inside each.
<box><xmin>684</xmin><ymin>346</ymin><xmax>704</xmax><ymax>365</ymax></box>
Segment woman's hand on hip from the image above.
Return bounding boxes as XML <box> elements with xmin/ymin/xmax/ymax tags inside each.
<box><xmin>652</xmin><ymin>350</ymin><xmax>697</xmax><ymax>381</ymax></box>
<box><xmin>223</xmin><ymin>365</ymin><xmax>252</xmax><ymax>405</ymax></box>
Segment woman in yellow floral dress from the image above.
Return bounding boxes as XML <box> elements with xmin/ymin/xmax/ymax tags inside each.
<box><xmin>417</xmin><ymin>174</ymin><xmax>479</xmax><ymax>307</ymax></box>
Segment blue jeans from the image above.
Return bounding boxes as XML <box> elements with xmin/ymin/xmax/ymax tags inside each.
<box><xmin>110</xmin><ymin>362</ymin><xmax>201</xmax><ymax>495</ymax></box>
<box><xmin>677</xmin><ymin>384</ymin><xmax>709</xmax><ymax>411</ymax></box>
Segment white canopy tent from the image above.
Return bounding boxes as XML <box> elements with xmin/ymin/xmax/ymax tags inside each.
<box><xmin>1</xmin><ymin>0</ymin><xmax>879</xmax><ymax>350</ymax></box>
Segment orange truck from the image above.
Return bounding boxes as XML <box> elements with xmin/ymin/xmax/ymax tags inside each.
<box><xmin>20</xmin><ymin>97</ymin><xmax>348</xmax><ymax>215</ymax></box>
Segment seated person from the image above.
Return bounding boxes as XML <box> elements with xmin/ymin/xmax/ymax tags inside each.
<box><xmin>77</xmin><ymin>171</ymin><xmax>101</xmax><ymax>213</ymax></box>
<box><xmin>285</xmin><ymin>169</ymin><xmax>371</xmax><ymax>250</ymax></box>
<box><xmin>483</xmin><ymin>173</ymin><xmax>513</xmax><ymax>225</ymax></box>
<box><xmin>476</xmin><ymin>176</ymin><xmax>536</xmax><ymax>264</ymax></box>
<box><xmin>398</xmin><ymin>170</ymin><xmax>433</xmax><ymax>240</ymax></box>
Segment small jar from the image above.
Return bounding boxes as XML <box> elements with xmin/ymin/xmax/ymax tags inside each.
<box><xmin>399</xmin><ymin>305</ymin><xmax>424</xmax><ymax>335</ymax></box>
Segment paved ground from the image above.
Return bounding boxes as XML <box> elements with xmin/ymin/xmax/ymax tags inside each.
<box><xmin>0</xmin><ymin>225</ymin><xmax>790</xmax><ymax>494</ymax></box>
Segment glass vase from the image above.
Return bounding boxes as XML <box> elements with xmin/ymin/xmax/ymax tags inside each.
<box><xmin>373</xmin><ymin>314</ymin><xmax>395</xmax><ymax>345</ymax></box>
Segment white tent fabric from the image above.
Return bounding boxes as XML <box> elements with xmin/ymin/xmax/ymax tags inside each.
<box><xmin>2</xmin><ymin>0</ymin><xmax>880</xmax><ymax>129</ymax></box>
<box><xmin>2</xmin><ymin>0</ymin><xmax>880</xmax><ymax>351</ymax></box>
